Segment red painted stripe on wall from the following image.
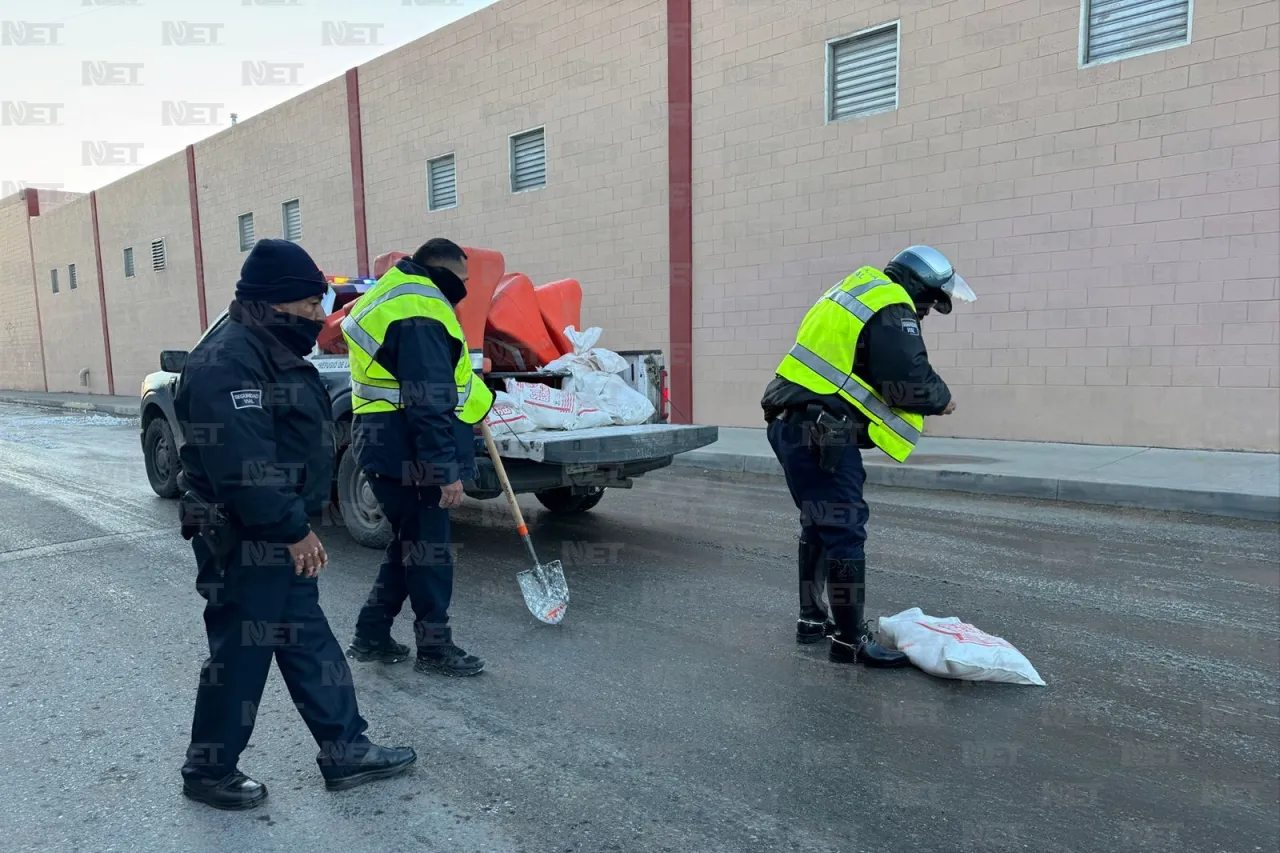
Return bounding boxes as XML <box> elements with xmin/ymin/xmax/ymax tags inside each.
<box><xmin>186</xmin><ymin>145</ymin><xmax>209</xmax><ymax>331</ymax></box>
<box><xmin>25</xmin><ymin>192</ymin><xmax>49</xmax><ymax>392</ymax></box>
<box><xmin>346</xmin><ymin>67</ymin><xmax>370</xmax><ymax>278</ymax></box>
<box><xmin>89</xmin><ymin>191</ymin><xmax>115</xmax><ymax>396</ymax></box>
<box><xmin>666</xmin><ymin>0</ymin><xmax>694</xmax><ymax>425</ymax></box>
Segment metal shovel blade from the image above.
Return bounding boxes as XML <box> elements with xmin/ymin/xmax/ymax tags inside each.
<box><xmin>517</xmin><ymin>560</ymin><xmax>569</xmax><ymax>625</ymax></box>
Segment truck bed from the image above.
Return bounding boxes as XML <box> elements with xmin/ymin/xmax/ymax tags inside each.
<box><xmin>484</xmin><ymin>423</ymin><xmax>719</xmax><ymax>464</ymax></box>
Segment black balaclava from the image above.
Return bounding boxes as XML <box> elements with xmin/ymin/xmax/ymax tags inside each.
<box><xmin>883</xmin><ymin>266</ymin><xmax>950</xmax><ymax>319</ymax></box>
<box><xmin>423</xmin><ymin>265</ymin><xmax>467</xmax><ymax>306</ymax></box>
<box><xmin>401</xmin><ymin>254</ymin><xmax>467</xmax><ymax>306</ymax></box>
<box><xmin>262</xmin><ymin>307</ymin><xmax>325</xmax><ymax>357</ymax></box>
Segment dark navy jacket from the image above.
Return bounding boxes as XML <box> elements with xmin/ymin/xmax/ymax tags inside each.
<box><xmin>175</xmin><ymin>300</ymin><xmax>333</xmax><ymax>545</ymax></box>
<box><xmin>351</xmin><ymin>258</ymin><xmax>479</xmax><ymax>487</ymax></box>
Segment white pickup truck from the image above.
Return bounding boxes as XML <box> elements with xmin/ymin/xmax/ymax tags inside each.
<box><xmin>139</xmin><ymin>306</ymin><xmax>717</xmax><ymax>549</ymax></box>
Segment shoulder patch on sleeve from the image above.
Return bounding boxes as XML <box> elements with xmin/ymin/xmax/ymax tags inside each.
<box><xmin>900</xmin><ymin>318</ymin><xmax>921</xmax><ymax>336</ymax></box>
<box><xmin>230</xmin><ymin>389</ymin><xmax>263</xmax><ymax>410</ymax></box>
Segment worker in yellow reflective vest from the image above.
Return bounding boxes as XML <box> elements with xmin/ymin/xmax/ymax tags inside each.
<box><xmin>342</xmin><ymin>238</ymin><xmax>495</xmax><ymax>677</ymax></box>
<box><xmin>761</xmin><ymin>246</ymin><xmax>977</xmax><ymax>667</ymax></box>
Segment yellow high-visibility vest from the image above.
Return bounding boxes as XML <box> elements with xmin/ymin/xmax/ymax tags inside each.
<box><xmin>776</xmin><ymin>267</ymin><xmax>925</xmax><ymax>462</ymax></box>
<box><xmin>341</xmin><ymin>265</ymin><xmax>494</xmax><ymax>424</ymax></box>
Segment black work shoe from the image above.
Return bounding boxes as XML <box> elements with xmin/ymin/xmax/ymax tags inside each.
<box><xmin>795</xmin><ymin>617</ymin><xmax>836</xmax><ymax>644</ymax></box>
<box><xmin>322</xmin><ymin>743</ymin><xmax>417</xmax><ymax>792</ymax></box>
<box><xmin>829</xmin><ymin>625</ymin><xmax>911</xmax><ymax>668</ymax></box>
<box><xmin>182</xmin><ymin>771</ymin><xmax>268</xmax><ymax>810</ymax></box>
<box><xmin>347</xmin><ymin>636</ymin><xmax>411</xmax><ymax>664</ymax></box>
<box><xmin>415</xmin><ymin>643</ymin><xmax>485</xmax><ymax>677</ymax></box>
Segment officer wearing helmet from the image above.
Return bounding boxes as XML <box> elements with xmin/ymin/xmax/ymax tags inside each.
<box><xmin>761</xmin><ymin>246</ymin><xmax>976</xmax><ymax>667</ymax></box>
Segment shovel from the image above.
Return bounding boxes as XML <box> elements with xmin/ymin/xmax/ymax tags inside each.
<box><xmin>479</xmin><ymin>421</ymin><xmax>569</xmax><ymax>625</ymax></box>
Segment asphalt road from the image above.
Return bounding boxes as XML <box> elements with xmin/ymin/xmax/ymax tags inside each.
<box><xmin>0</xmin><ymin>403</ymin><xmax>1276</xmax><ymax>853</ymax></box>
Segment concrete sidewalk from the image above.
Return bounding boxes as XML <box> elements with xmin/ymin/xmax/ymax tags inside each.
<box><xmin>3</xmin><ymin>389</ymin><xmax>1277</xmax><ymax>522</ymax></box>
<box><xmin>673</xmin><ymin>427</ymin><xmax>1280</xmax><ymax>523</ymax></box>
<box><xmin>0</xmin><ymin>390</ymin><xmax>139</xmax><ymax>417</ymax></box>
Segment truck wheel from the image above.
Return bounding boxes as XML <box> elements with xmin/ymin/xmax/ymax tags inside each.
<box><xmin>143</xmin><ymin>417</ymin><xmax>181</xmax><ymax>499</ymax></box>
<box><xmin>535</xmin><ymin>487</ymin><xmax>605</xmax><ymax>514</ymax></box>
<box><xmin>337</xmin><ymin>448</ymin><xmax>393</xmax><ymax>550</ymax></box>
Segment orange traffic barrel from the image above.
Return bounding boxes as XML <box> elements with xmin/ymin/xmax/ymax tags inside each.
<box><xmin>534</xmin><ymin>279</ymin><xmax>582</xmax><ymax>356</ymax></box>
<box><xmin>457</xmin><ymin>246</ymin><xmax>504</xmax><ymax>350</ymax></box>
<box><xmin>373</xmin><ymin>251</ymin><xmax>408</xmax><ymax>279</ymax></box>
<box><xmin>485</xmin><ymin>273</ymin><xmax>562</xmax><ymax>371</ymax></box>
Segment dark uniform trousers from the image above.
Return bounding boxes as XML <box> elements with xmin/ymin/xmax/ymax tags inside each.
<box><xmin>182</xmin><ymin>535</ymin><xmax>369</xmax><ymax>782</ymax></box>
<box><xmin>354</xmin><ymin>475</ymin><xmax>455</xmax><ymax>650</ymax></box>
<box><xmin>766</xmin><ymin>417</ymin><xmax>871</xmax><ymax>562</ymax></box>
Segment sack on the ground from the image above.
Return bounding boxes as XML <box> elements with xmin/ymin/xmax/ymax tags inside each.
<box><xmin>483</xmin><ymin>391</ymin><xmax>536</xmax><ymax>437</ymax></box>
<box><xmin>877</xmin><ymin>607</ymin><xmax>1046</xmax><ymax>686</ymax></box>
<box><xmin>503</xmin><ymin>378</ymin><xmax>613</xmax><ymax>431</ymax></box>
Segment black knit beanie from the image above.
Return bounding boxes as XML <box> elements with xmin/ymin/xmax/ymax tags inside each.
<box><xmin>235</xmin><ymin>238</ymin><xmax>327</xmax><ymax>305</ymax></box>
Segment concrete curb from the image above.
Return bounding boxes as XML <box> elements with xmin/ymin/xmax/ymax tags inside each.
<box><xmin>0</xmin><ymin>395</ymin><xmax>137</xmax><ymax>418</ymax></box>
<box><xmin>672</xmin><ymin>450</ymin><xmax>1280</xmax><ymax>523</ymax></box>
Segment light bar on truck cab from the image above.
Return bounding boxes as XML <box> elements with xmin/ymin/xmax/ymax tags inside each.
<box><xmin>325</xmin><ymin>276</ymin><xmax>377</xmax><ymax>285</ymax></box>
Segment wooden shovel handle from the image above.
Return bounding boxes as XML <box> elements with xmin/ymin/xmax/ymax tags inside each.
<box><xmin>480</xmin><ymin>421</ymin><xmax>528</xmax><ymax>532</ymax></box>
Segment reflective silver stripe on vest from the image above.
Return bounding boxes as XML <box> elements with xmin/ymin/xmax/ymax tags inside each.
<box><xmin>456</xmin><ymin>372</ymin><xmax>472</xmax><ymax>408</ymax></box>
<box><xmin>786</xmin><ymin>343</ymin><xmax>922</xmax><ymax>443</ymax></box>
<box><xmin>354</xmin><ymin>378</ymin><xmax>471</xmax><ymax>413</ymax></box>
<box><xmin>341</xmin><ymin>314</ymin><xmax>380</xmax><ymax>357</ymax></box>
<box><xmin>347</xmin><ymin>281</ymin><xmax>469</xmax><ymax>412</ymax></box>
<box><xmin>351</xmin><ymin>380</ymin><xmax>400</xmax><ymax>406</ymax></box>
<box><xmin>346</xmin><ymin>316</ymin><xmax>471</xmax><ymax>414</ymax></box>
<box><xmin>353</xmin><ymin>282</ymin><xmax>451</xmax><ymax>325</ymax></box>
<box><xmin>825</xmin><ymin>280</ymin><xmax>886</xmax><ymax>323</ymax></box>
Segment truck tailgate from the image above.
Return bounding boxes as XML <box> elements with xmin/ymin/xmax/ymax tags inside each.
<box><xmin>486</xmin><ymin>424</ymin><xmax>718</xmax><ymax>464</ymax></box>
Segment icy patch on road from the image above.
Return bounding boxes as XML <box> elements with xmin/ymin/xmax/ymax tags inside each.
<box><xmin>0</xmin><ymin>434</ymin><xmax>59</xmax><ymax>449</ymax></box>
<box><xmin>0</xmin><ymin>411</ymin><xmax>137</xmax><ymax>428</ymax></box>
<box><xmin>16</xmin><ymin>414</ymin><xmax>136</xmax><ymax>427</ymax></box>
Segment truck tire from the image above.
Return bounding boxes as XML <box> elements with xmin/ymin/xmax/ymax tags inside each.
<box><xmin>143</xmin><ymin>417</ymin><xmax>181</xmax><ymax>499</ymax></box>
<box><xmin>337</xmin><ymin>448</ymin><xmax>393</xmax><ymax>550</ymax></box>
<box><xmin>535</xmin><ymin>487</ymin><xmax>605</xmax><ymax>515</ymax></box>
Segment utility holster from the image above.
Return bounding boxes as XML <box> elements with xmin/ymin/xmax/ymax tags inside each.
<box><xmin>804</xmin><ymin>404</ymin><xmax>854</xmax><ymax>474</ymax></box>
<box><xmin>178</xmin><ymin>491</ymin><xmax>235</xmax><ymax>562</ymax></box>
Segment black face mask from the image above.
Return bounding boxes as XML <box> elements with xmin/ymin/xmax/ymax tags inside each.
<box><xmin>913</xmin><ymin>289</ymin><xmax>952</xmax><ymax>319</ymax></box>
<box><xmin>270</xmin><ymin>313</ymin><xmax>324</xmax><ymax>357</ymax></box>
<box><xmin>424</xmin><ymin>265</ymin><xmax>467</xmax><ymax>306</ymax></box>
<box><xmin>234</xmin><ymin>300</ymin><xmax>323</xmax><ymax>356</ymax></box>
<box><xmin>251</xmin><ymin>306</ymin><xmax>323</xmax><ymax>357</ymax></box>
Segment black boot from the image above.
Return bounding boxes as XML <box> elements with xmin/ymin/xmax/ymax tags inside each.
<box><xmin>795</xmin><ymin>533</ymin><xmax>834</xmax><ymax>644</ymax></box>
<box><xmin>346</xmin><ymin>635</ymin><xmax>411</xmax><ymax>664</ymax></box>
<box><xmin>415</xmin><ymin>643</ymin><xmax>485</xmax><ymax>677</ymax></box>
<box><xmin>319</xmin><ymin>742</ymin><xmax>418</xmax><ymax>791</ymax></box>
<box><xmin>182</xmin><ymin>771</ymin><xmax>268</xmax><ymax>810</ymax></box>
<box><xmin>825</xmin><ymin>557</ymin><xmax>910</xmax><ymax>668</ymax></box>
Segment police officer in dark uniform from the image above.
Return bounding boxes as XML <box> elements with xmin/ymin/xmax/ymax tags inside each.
<box><xmin>761</xmin><ymin>246</ymin><xmax>976</xmax><ymax>667</ymax></box>
<box><xmin>343</xmin><ymin>239</ymin><xmax>494</xmax><ymax>678</ymax></box>
<box><xmin>176</xmin><ymin>238</ymin><xmax>415</xmax><ymax>810</ymax></box>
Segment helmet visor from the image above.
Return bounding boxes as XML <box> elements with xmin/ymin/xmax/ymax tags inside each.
<box><xmin>944</xmin><ymin>273</ymin><xmax>977</xmax><ymax>303</ymax></box>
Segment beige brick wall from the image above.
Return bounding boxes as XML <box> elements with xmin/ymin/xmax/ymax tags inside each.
<box><xmin>95</xmin><ymin>151</ymin><xmax>203</xmax><ymax>393</ymax></box>
<box><xmin>194</xmin><ymin>76</ymin><xmax>357</xmax><ymax>315</ymax></box>
<box><xmin>359</xmin><ymin>0</ymin><xmax>670</xmax><ymax>353</ymax></box>
<box><xmin>29</xmin><ymin>196</ymin><xmax>108</xmax><ymax>393</ymax></box>
<box><xmin>691</xmin><ymin>0</ymin><xmax>1280</xmax><ymax>451</ymax></box>
<box><xmin>0</xmin><ymin>195</ymin><xmax>45</xmax><ymax>391</ymax></box>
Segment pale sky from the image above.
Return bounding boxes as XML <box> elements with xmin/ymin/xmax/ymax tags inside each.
<box><xmin>0</xmin><ymin>0</ymin><xmax>499</xmax><ymax>196</ymax></box>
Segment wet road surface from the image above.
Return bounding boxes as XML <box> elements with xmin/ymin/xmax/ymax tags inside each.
<box><xmin>0</xmin><ymin>403</ymin><xmax>1276</xmax><ymax>853</ymax></box>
